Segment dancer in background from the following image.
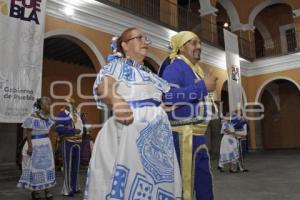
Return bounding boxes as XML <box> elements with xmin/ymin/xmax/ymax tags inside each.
<box><xmin>17</xmin><ymin>97</ymin><xmax>56</xmax><ymax>200</ymax></box>
<box><xmin>218</xmin><ymin>113</ymin><xmax>240</xmax><ymax>173</ymax></box>
<box><xmin>55</xmin><ymin>97</ymin><xmax>83</xmax><ymax>196</ymax></box>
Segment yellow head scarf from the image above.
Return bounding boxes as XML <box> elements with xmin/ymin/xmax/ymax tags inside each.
<box><xmin>169</xmin><ymin>31</ymin><xmax>199</xmax><ymax>60</ymax></box>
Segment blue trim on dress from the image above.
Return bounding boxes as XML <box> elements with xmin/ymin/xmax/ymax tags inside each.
<box><xmin>128</xmin><ymin>99</ymin><xmax>160</xmax><ymax>108</ymax></box>
<box><xmin>32</xmin><ymin>134</ymin><xmax>48</xmax><ymax>139</ymax></box>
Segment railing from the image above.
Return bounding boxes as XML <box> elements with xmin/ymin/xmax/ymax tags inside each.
<box><xmin>119</xmin><ymin>0</ymin><xmax>161</xmax><ymax>24</ymax></box>
<box><xmin>97</xmin><ymin>0</ymin><xmax>220</xmax><ymax>47</ymax></box>
<box><xmin>240</xmin><ymin>29</ymin><xmax>300</xmax><ymax>60</ymax></box>
<box><xmin>96</xmin><ymin>0</ymin><xmax>300</xmax><ymax>61</ymax></box>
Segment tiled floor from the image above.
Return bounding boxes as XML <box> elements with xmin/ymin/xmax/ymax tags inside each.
<box><xmin>1</xmin><ymin>150</ymin><xmax>300</xmax><ymax>200</ymax></box>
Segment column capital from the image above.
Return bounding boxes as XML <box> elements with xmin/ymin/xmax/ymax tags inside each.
<box><xmin>199</xmin><ymin>6</ymin><xmax>218</xmax><ymax>17</ymax></box>
<box><xmin>231</xmin><ymin>23</ymin><xmax>255</xmax><ymax>32</ymax></box>
<box><xmin>293</xmin><ymin>9</ymin><xmax>300</xmax><ymax>18</ymax></box>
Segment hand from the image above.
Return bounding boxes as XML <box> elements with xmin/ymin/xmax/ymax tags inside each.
<box><xmin>27</xmin><ymin>146</ymin><xmax>32</xmax><ymax>156</ymax></box>
<box><xmin>75</xmin><ymin>129</ymin><xmax>82</xmax><ymax>134</ymax></box>
<box><xmin>203</xmin><ymin>71</ymin><xmax>218</xmax><ymax>92</ymax></box>
<box><xmin>113</xmin><ymin>100</ymin><xmax>134</xmax><ymax>126</ymax></box>
<box><xmin>160</xmin><ymin>103</ymin><xmax>177</xmax><ymax>112</ymax></box>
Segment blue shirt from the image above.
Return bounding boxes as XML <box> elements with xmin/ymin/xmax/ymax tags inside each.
<box><xmin>161</xmin><ymin>58</ymin><xmax>208</xmax><ymax>121</ymax></box>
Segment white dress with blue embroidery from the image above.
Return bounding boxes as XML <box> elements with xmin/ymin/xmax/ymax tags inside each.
<box><xmin>84</xmin><ymin>59</ymin><xmax>182</xmax><ymax>200</ymax></box>
<box><xmin>219</xmin><ymin>121</ymin><xmax>239</xmax><ymax>165</ymax></box>
<box><xmin>17</xmin><ymin>115</ymin><xmax>56</xmax><ymax>190</ymax></box>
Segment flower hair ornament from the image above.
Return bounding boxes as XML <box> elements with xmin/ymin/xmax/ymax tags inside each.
<box><xmin>107</xmin><ymin>36</ymin><xmax>123</xmax><ymax>62</ymax></box>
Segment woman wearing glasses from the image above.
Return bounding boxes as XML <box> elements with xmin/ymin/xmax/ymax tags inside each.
<box><xmin>84</xmin><ymin>27</ymin><xmax>182</xmax><ymax>199</ymax></box>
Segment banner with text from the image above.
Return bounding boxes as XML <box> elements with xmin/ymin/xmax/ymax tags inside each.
<box><xmin>224</xmin><ymin>29</ymin><xmax>243</xmax><ymax>113</ymax></box>
<box><xmin>0</xmin><ymin>0</ymin><xmax>47</xmax><ymax>122</ymax></box>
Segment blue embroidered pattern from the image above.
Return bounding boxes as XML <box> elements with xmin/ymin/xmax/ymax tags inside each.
<box><xmin>103</xmin><ymin>63</ymin><xmax>118</xmax><ymax>75</ymax></box>
<box><xmin>136</xmin><ymin>116</ymin><xmax>174</xmax><ymax>184</ymax></box>
<box><xmin>156</xmin><ymin>188</ymin><xmax>175</xmax><ymax>200</ymax></box>
<box><xmin>45</xmin><ymin>118</ymin><xmax>54</xmax><ymax>128</ymax></box>
<box><xmin>33</xmin><ymin>119</ymin><xmax>40</xmax><ymax>129</ymax></box>
<box><xmin>93</xmin><ymin>59</ymin><xmax>170</xmax><ymax>109</ymax></box>
<box><xmin>22</xmin><ymin>116</ymin><xmax>54</xmax><ymax>130</ymax></box>
<box><xmin>47</xmin><ymin>170</ymin><xmax>55</xmax><ymax>181</ymax></box>
<box><xmin>32</xmin><ymin>144</ymin><xmax>52</xmax><ymax>169</ymax></box>
<box><xmin>20</xmin><ymin>169</ymin><xmax>31</xmax><ymax>181</ymax></box>
<box><xmin>106</xmin><ymin>165</ymin><xmax>129</xmax><ymax>200</ymax></box>
<box><xmin>32</xmin><ymin>172</ymin><xmax>45</xmax><ymax>184</ymax></box>
<box><xmin>119</xmin><ymin>63</ymin><xmax>135</xmax><ymax>81</ymax></box>
<box><xmin>129</xmin><ymin>173</ymin><xmax>153</xmax><ymax>200</ymax></box>
<box><xmin>136</xmin><ymin>68</ymin><xmax>151</xmax><ymax>82</ymax></box>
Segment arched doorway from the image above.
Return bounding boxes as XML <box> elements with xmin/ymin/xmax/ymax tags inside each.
<box><xmin>252</xmin><ymin>3</ymin><xmax>295</xmax><ymax>57</ymax></box>
<box><xmin>42</xmin><ymin>29</ymin><xmax>106</xmax><ymax>147</ymax></box>
<box><xmin>42</xmin><ymin>35</ymin><xmax>102</xmax><ymax>162</ymax></box>
<box><xmin>258</xmin><ymin>79</ymin><xmax>300</xmax><ymax>149</ymax></box>
<box><xmin>14</xmin><ymin>31</ymin><xmax>105</xmax><ymax>167</ymax></box>
<box><xmin>13</xmin><ymin>31</ymin><xmax>105</xmax><ymax>167</ymax></box>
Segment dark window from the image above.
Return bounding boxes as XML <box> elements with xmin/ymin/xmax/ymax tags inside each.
<box><xmin>255</xmin><ymin>29</ymin><xmax>265</xmax><ymax>58</ymax></box>
<box><xmin>285</xmin><ymin>28</ymin><xmax>297</xmax><ymax>53</ymax></box>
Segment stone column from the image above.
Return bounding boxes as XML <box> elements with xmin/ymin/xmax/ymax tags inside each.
<box><xmin>247</xmin><ymin>112</ymin><xmax>257</xmax><ymax>150</ymax></box>
<box><xmin>160</xmin><ymin>0</ymin><xmax>177</xmax><ymax>27</ymax></box>
<box><xmin>198</xmin><ymin>1</ymin><xmax>218</xmax><ymax>44</ymax></box>
<box><xmin>200</xmin><ymin>14</ymin><xmax>218</xmax><ymax>44</ymax></box>
<box><xmin>233</xmin><ymin>25</ymin><xmax>256</xmax><ymax>60</ymax></box>
<box><xmin>293</xmin><ymin>9</ymin><xmax>300</xmax><ymax>50</ymax></box>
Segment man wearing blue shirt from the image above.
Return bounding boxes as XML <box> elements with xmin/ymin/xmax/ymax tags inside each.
<box><xmin>160</xmin><ymin>31</ymin><xmax>217</xmax><ymax>200</ymax></box>
<box><xmin>55</xmin><ymin>97</ymin><xmax>84</xmax><ymax>196</ymax></box>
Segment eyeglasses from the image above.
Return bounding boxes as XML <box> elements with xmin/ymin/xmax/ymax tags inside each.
<box><xmin>124</xmin><ymin>35</ymin><xmax>151</xmax><ymax>44</ymax></box>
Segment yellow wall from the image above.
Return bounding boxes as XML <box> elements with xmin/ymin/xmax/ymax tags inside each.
<box><xmin>42</xmin><ymin>59</ymin><xmax>100</xmax><ymax>145</ymax></box>
<box><xmin>44</xmin><ymin>12</ymin><xmax>300</xmax><ymax>150</ymax></box>
<box><xmin>44</xmin><ymin>15</ymin><xmax>171</xmax><ymax>145</ymax></box>
<box><xmin>45</xmin><ymin>15</ymin><xmax>168</xmax><ymax>70</ymax></box>
<box><xmin>243</xmin><ymin>67</ymin><xmax>300</xmax><ymax>102</ymax></box>
<box><xmin>242</xmin><ymin>67</ymin><xmax>300</xmax><ymax>149</ymax></box>
<box><xmin>46</xmin><ymin>15</ymin><xmax>111</xmax><ymax>71</ymax></box>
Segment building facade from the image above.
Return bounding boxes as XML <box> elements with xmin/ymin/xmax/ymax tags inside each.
<box><xmin>1</xmin><ymin>0</ymin><xmax>300</xmax><ymax>164</ymax></box>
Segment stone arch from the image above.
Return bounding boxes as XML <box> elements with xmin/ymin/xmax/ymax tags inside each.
<box><xmin>255</xmin><ymin>77</ymin><xmax>300</xmax><ymax>103</ymax></box>
<box><xmin>217</xmin><ymin>0</ymin><xmax>241</xmax><ymax>31</ymax></box>
<box><xmin>255</xmin><ymin>77</ymin><xmax>300</xmax><ymax>149</ymax></box>
<box><xmin>255</xmin><ymin>20</ymin><xmax>274</xmax><ymax>48</ymax></box>
<box><xmin>43</xmin><ymin>29</ymin><xmax>107</xmax><ymax>145</ymax></box>
<box><xmin>248</xmin><ymin>0</ymin><xmax>291</xmax><ymax>26</ymax></box>
<box><xmin>45</xmin><ymin>29</ymin><xmax>106</xmax><ymax>70</ymax></box>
